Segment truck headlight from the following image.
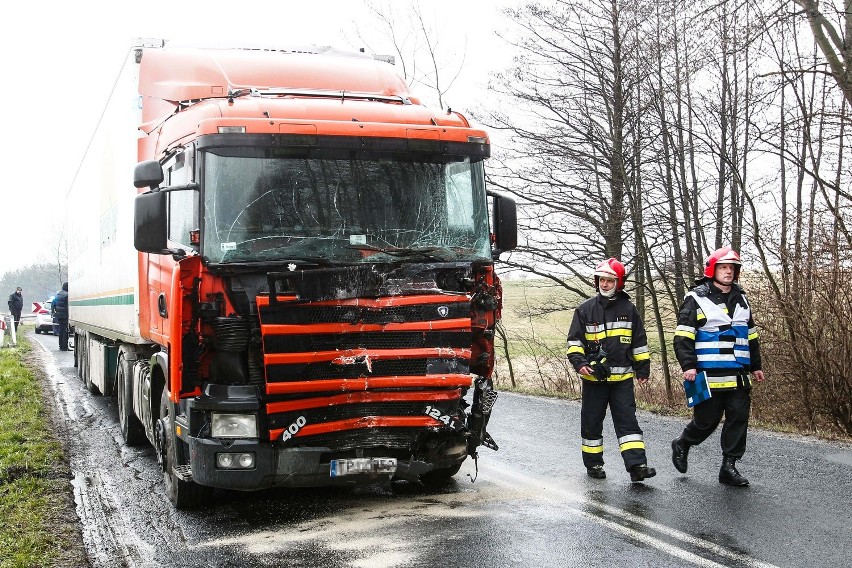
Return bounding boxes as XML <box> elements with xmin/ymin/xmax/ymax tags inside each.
<box><xmin>211</xmin><ymin>413</ymin><xmax>258</xmax><ymax>438</ymax></box>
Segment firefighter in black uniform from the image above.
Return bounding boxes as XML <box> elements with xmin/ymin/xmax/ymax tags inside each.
<box><xmin>567</xmin><ymin>258</ymin><xmax>656</xmax><ymax>482</ymax></box>
<box><xmin>671</xmin><ymin>247</ymin><xmax>765</xmax><ymax>486</ymax></box>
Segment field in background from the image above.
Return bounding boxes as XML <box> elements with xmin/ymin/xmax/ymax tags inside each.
<box><xmin>499</xmin><ymin>278</ymin><xmax>578</xmax><ymax>352</ymax></box>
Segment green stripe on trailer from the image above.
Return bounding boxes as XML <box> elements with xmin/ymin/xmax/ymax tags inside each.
<box><xmin>71</xmin><ymin>294</ymin><xmax>134</xmax><ymax>307</ymax></box>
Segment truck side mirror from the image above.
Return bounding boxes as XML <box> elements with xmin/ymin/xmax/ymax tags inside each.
<box><xmin>134</xmin><ymin>160</ymin><xmax>164</xmax><ymax>189</ymax></box>
<box><xmin>488</xmin><ymin>191</ymin><xmax>517</xmax><ymax>259</ymax></box>
<box><xmin>134</xmin><ymin>191</ymin><xmax>168</xmax><ymax>253</ymax></box>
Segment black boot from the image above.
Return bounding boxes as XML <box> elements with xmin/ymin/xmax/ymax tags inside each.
<box><xmin>719</xmin><ymin>456</ymin><xmax>749</xmax><ymax>486</ymax></box>
<box><xmin>586</xmin><ymin>465</ymin><xmax>606</xmax><ymax>479</ymax></box>
<box><xmin>629</xmin><ymin>463</ymin><xmax>657</xmax><ymax>482</ymax></box>
<box><xmin>671</xmin><ymin>438</ymin><xmax>690</xmax><ymax>473</ymax></box>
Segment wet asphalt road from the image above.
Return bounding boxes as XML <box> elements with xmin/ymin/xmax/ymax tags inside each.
<box><xmin>29</xmin><ymin>331</ymin><xmax>852</xmax><ymax>568</ymax></box>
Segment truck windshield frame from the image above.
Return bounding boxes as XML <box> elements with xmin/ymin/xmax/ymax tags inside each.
<box><xmin>198</xmin><ymin>141</ymin><xmax>491</xmax><ymax>265</ymax></box>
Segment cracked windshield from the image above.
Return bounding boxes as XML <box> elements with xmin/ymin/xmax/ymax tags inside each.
<box><xmin>203</xmin><ymin>148</ymin><xmax>491</xmax><ymax>264</ymax></box>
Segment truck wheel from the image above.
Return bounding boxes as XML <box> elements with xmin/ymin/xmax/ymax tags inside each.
<box><xmin>75</xmin><ymin>336</ymin><xmax>83</xmax><ymax>379</ymax></box>
<box><xmin>78</xmin><ymin>336</ymin><xmax>101</xmax><ymax>395</ymax></box>
<box><xmin>420</xmin><ymin>463</ymin><xmax>463</xmax><ymax>488</ymax></box>
<box><xmin>35</xmin><ymin>328</ymin><xmax>41</xmax><ymax>335</ymax></box>
<box><xmin>117</xmin><ymin>354</ymin><xmax>146</xmax><ymax>446</ymax></box>
<box><xmin>159</xmin><ymin>389</ymin><xmax>212</xmax><ymax>509</ymax></box>
<box><xmin>77</xmin><ymin>338</ymin><xmax>88</xmax><ymax>383</ymax></box>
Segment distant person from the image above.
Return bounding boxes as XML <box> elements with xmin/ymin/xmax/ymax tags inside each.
<box><xmin>7</xmin><ymin>287</ymin><xmax>23</xmax><ymax>331</ymax></box>
<box><xmin>671</xmin><ymin>247</ymin><xmax>765</xmax><ymax>486</ymax></box>
<box><xmin>566</xmin><ymin>258</ymin><xmax>656</xmax><ymax>483</ymax></box>
<box><xmin>52</xmin><ymin>282</ymin><xmax>69</xmax><ymax>351</ymax></box>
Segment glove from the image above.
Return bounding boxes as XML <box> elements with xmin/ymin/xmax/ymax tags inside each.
<box><xmin>588</xmin><ymin>351</ymin><xmax>611</xmax><ymax>381</ymax></box>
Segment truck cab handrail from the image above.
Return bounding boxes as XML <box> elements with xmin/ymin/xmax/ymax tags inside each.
<box><xmin>227</xmin><ymin>87</ymin><xmax>412</xmax><ymax>105</ymax></box>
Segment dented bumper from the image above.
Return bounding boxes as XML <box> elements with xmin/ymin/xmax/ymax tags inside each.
<box><xmin>186</xmin><ymin>435</ymin><xmax>467</xmax><ymax>490</ymax></box>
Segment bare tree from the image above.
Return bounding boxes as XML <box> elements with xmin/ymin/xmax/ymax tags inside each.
<box><xmin>478</xmin><ymin>0</ymin><xmax>646</xmax><ymax>292</ymax></box>
<box><xmin>341</xmin><ymin>0</ymin><xmax>852</xmax><ymax>434</ymax></box>
<box><xmin>791</xmin><ymin>0</ymin><xmax>852</xmax><ymax>109</ymax></box>
<box><xmin>356</xmin><ymin>0</ymin><xmax>467</xmax><ymax>110</ymax></box>
<box><xmin>46</xmin><ymin>229</ymin><xmax>67</xmax><ymax>289</ymax></box>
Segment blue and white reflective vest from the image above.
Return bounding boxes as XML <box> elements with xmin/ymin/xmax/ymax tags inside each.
<box><xmin>688</xmin><ymin>291</ymin><xmax>751</xmax><ymax>370</ymax></box>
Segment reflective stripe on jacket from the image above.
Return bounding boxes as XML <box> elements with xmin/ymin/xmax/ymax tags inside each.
<box><xmin>567</xmin><ymin>292</ymin><xmax>650</xmax><ymax>382</ymax></box>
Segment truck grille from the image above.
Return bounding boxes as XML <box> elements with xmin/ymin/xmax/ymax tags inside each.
<box><xmin>265</xmin><ymin>358</ymin><xmax>469</xmax><ymax>382</ymax></box>
<box><xmin>263</xmin><ymin>331</ymin><xmax>471</xmax><ymax>353</ymax></box>
<box><xmin>293</xmin><ymin>428</ymin><xmax>421</xmax><ymax>451</ymax></box>
<box><xmin>258</xmin><ymin>302</ymin><xmax>471</xmax><ymax>325</ymax></box>
<box><xmin>268</xmin><ymin>398</ymin><xmax>459</xmax><ymax>435</ymax></box>
<box><xmin>257</xmin><ymin>293</ymin><xmax>473</xmax><ymax>444</ymax></box>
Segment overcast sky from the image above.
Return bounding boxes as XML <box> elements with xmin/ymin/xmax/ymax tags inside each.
<box><xmin>0</xmin><ymin>0</ymin><xmax>515</xmax><ymax>277</ymax></box>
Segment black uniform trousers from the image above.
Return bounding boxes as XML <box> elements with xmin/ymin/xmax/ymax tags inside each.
<box><xmin>11</xmin><ymin>309</ymin><xmax>21</xmax><ymax>330</ymax></box>
<box><xmin>680</xmin><ymin>386</ymin><xmax>751</xmax><ymax>458</ymax></box>
<box><xmin>57</xmin><ymin>318</ymin><xmax>69</xmax><ymax>351</ymax></box>
<box><xmin>581</xmin><ymin>379</ymin><xmax>646</xmax><ymax>470</ymax></box>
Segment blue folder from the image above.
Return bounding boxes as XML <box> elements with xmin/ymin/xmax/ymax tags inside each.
<box><xmin>684</xmin><ymin>371</ymin><xmax>712</xmax><ymax>407</ymax></box>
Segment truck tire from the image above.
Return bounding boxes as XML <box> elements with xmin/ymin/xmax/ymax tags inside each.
<box><xmin>76</xmin><ymin>336</ymin><xmax>85</xmax><ymax>381</ymax></box>
<box><xmin>78</xmin><ymin>338</ymin><xmax>100</xmax><ymax>395</ymax></box>
<box><xmin>420</xmin><ymin>462</ymin><xmax>463</xmax><ymax>488</ymax></box>
<box><xmin>117</xmin><ymin>354</ymin><xmax>146</xmax><ymax>446</ymax></box>
<box><xmin>159</xmin><ymin>389</ymin><xmax>212</xmax><ymax>509</ymax></box>
<box><xmin>76</xmin><ymin>336</ymin><xmax>97</xmax><ymax>395</ymax></box>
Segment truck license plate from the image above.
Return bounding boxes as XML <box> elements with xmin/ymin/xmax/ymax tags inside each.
<box><xmin>329</xmin><ymin>457</ymin><xmax>397</xmax><ymax>477</ymax></box>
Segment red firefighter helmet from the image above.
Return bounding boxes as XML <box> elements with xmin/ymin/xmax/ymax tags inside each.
<box><xmin>703</xmin><ymin>247</ymin><xmax>741</xmax><ymax>280</ymax></box>
<box><xmin>594</xmin><ymin>258</ymin><xmax>626</xmax><ymax>291</ymax></box>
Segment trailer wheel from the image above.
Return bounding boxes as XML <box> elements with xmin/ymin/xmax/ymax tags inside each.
<box><xmin>79</xmin><ymin>339</ymin><xmax>91</xmax><ymax>385</ymax></box>
<box><xmin>75</xmin><ymin>335</ymin><xmax>84</xmax><ymax>380</ymax></box>
<box><xmin>77</xmin><ymin>335</ymin><xmax>97</xmax><ymax>394</ymax></box>
<box><xmin>159</xmin><ymin>389</ymin><xmax>212</xmax><ymax>509</ymax></box>
<box><xmin>420</xmin><ymin>463</ymin><xmax>463</xmax><ymax>488</ymax></box>
<box><xmin>117</xmin><ymin>354</ymin><xmax>146</xmax><ymax>446</ymax></box>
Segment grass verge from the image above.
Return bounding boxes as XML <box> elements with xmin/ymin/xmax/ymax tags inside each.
<box><xmin>0</xmin><ymin>330</ymin><xmax>85</xmax><ymax>568</ymax></box>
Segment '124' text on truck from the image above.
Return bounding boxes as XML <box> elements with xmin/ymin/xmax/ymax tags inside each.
<box><xmin>68</xmin><ymin>39</ymin><xmax>517</xmax><ymax>508</ymax></box>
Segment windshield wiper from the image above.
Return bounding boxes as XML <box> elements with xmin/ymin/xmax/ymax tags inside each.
<box><xmin>213</xmin><ymin>255</ymin><xmax>334</xmax><ymax>268</ymax></box>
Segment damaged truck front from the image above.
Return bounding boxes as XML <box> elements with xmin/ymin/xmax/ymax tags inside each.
<box><xmin>69</xmin><ymin>39</ymin><xmax>516</xmax><ymax>508</ymax></box>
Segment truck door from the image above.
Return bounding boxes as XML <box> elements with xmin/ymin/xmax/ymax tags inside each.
<box><xmin>143</xmin><ymin>149</ymin><xmax>198</xmax><ymax>345</ymax></box>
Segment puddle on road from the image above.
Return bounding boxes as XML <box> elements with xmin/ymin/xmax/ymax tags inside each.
<box><xmin>194</xmin><ymin>476</ymin><xmax>519</xmax><ymax>566</ymax></box>
<box><xmin>825</xmin><ymin>451</ymin><xmax>852</xmax><ymax>466</ymax></box>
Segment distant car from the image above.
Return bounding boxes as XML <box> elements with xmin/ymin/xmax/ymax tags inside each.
<box><xmin>34</xmin><ymin>299</ymin><xmax>54</xmax><ymax>334</ymax></box>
